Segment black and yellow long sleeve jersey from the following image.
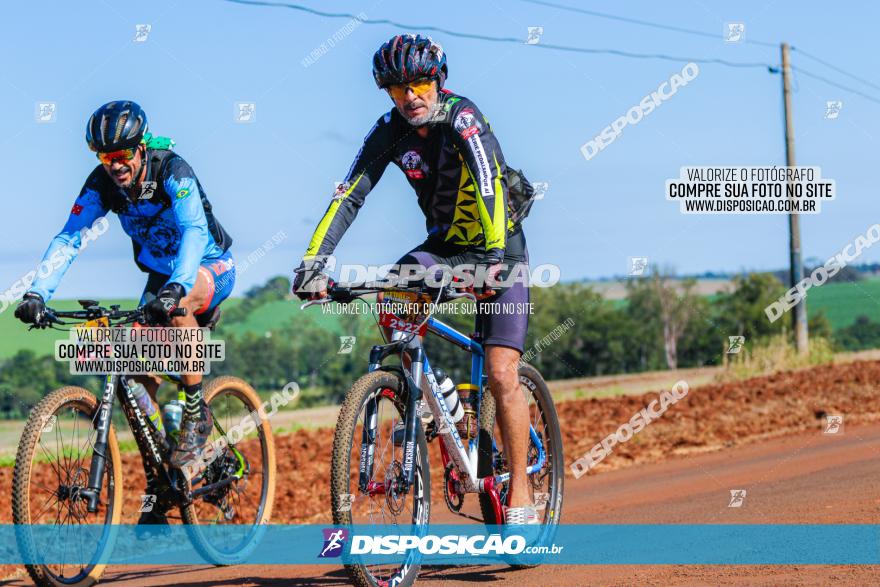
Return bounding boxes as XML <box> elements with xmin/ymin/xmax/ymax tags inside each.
<box><xmin>303</xmin><ymin>89</ymin><xmax>512</xmax><ymax>262</ymax></box>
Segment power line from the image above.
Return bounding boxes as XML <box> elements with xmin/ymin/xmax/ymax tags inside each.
<box><xmin>225</xmin><ymin>0</ymin><xmax>880</xmax><ymax>103</ymax></box>
<box><xmin>223</xmin><ymin>0</ymin><xmax>775</xmax><ymax>69</ymax></box>
<box><xmin>792</xmin><ymin>46</ymin><xmax>880</xmax><ymax>92</ymax></box>
<box><xmin>527</xmin><ymin>43</ymin><xmax>772</xmax><ymax>69</ymax></box>
<box><xmin>791</xmin><ymin>65</ymin><xmax>880</xmax><ymax>105</ymax></box>
<box><xmin>519</xmin><ymin>0</ymin><xmax>880</xmax><ymax>97</ymax></box>
<box><xmin>517</xmin><ymin>0</ymin><xmax>778</xmax><ymax>47</ymax></box>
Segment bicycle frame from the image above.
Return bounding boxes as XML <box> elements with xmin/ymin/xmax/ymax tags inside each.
<box><xmin>35</xmin><ymin>303</ymin><xmax>241</xmax><ymax>514</ymax></box>
<box><xmin>364</xmin><ymin>312</ymin><xmax>547</xmax><ymax>498</ymax></box>
<box><xmin>80</xmin><ymin>372</ymin><xmax>179</xmax><ymax>512</ymax></box>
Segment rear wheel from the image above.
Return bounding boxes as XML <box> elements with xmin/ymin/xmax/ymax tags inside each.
<box><xmin>477</xmin><ymin>363</ymin><xmax>564</xmax><ymax>554</ymax></box>
<box><xmin>12</xmin><ymin>386</ymin><xmax>123</xmax><ymax>587</ymax></box>
<box><xmin>181</xmin><ymin>376</ymin><xmax>276</xmax><ymax>565</ymax></box>
<box><xmin>331</xmin><ymin>370</ymin><xmax>430</xmax><ymax>587</ymax></box>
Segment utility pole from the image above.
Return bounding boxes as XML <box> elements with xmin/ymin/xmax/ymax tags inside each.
<box><xmin>781</xmin><ymin>42</ymin><xmax>809</xmax><ymax>354</ymax></box>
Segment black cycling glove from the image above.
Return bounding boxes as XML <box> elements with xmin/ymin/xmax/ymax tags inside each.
<box><xmin>292</xmin><ymin>259</ymin><xmax>328</xmax><ymax>301</ymax></box>
<box><xmin>14</xmin><ymin>292</ymin><xmax>46</xmax><ymax>325</ymax></box>
<box><xmin>143</xmin><ymin>283</ymin><xmax>185</xmax><ymax>325</ymax></box>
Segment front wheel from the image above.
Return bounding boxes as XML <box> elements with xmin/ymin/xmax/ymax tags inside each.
<box><xmin>12</xmin><ymin>386</ymin><xmax>124</xmax><ymax>587</ymax></box>
<box><xmin>331</xmin><ymin>370</ymin><xmax>430</xmax><ymax>587</ymax></box>
<box><xmin>477</xmin><ymin>363</ymin><xmax>564</xmax><ymax>551</ymax></box>
<box><xmin>181</xmin><ymin>376</ymin><xmax>277</xmax><ymax>565</ymax></box>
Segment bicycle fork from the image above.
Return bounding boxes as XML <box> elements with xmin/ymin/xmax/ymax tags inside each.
<box><xmin>81</xmin><ymin>375</ymin><xmax>117</xmax><ymax>513</ymax></box>
<box><xmin>359</xmin><ymin>346</ymin><xmax>424</xmax><ymax>497</ymax></box>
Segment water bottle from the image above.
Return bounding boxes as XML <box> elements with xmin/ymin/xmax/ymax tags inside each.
<box><xmin>162</xmin><ymin>397</ymin><xmax>185</xmax><ymax>440</ymax></box>
<box><xmin>127</xmin><ymin>380</ymin><xmax>164</xmax><ymax>439</ymax></box>
<box><xmin>456</xmin><ymin>383</ymin><xmax>478</xmax><ymax>439</ymax></box>
<box><xmin>434</xmin><ymin>369</ymin><xmax>464</xmax><ymax>424</ymax></box>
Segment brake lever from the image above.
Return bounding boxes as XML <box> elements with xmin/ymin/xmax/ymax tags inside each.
<box><xmin>445</xmin><ymin>290</ymin><xmax>477</xmax><ymax>303</ymax></box>
<box><xmin>300</xmin><ymin>297</ymin><xmax>332</xmax><ymax>310</ymax></box>
<box><xmin>29</xmin><ymin>310</ymin><xmax>59</xmax><ymax>330</ymax></box>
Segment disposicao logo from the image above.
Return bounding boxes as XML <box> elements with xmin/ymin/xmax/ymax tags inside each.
<box><xmin>318</xmin><ymin>528</ymin><xmax>349</xmax><ymax>558</ymax></box>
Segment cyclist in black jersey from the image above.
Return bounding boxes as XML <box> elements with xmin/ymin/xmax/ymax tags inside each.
<box><xmin>293</xmin><ymin>34</ymin><xmax>538</xmax><ymax>525</ymax></box>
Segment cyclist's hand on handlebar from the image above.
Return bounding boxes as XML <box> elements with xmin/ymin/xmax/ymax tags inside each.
<box><xmin>143</xmin><ymin>283</ymin><xmax>185</xmax><ymax>325</ymax></box>
<box><xmin>478</xmin><ymin>262</ymin><xmax>505</xmax><ymax>300</ymax></box>
<box><xmin>14</xmin><ymin>292</ymin><xmax>46</xmax><ymax>326</ymax></box>
<box><xmin>293</xmin><ymin>259</ymin><xmax>330</xmax><ymax>301</ymax></box>
<box><xmin>452</xmin><ymin>254</ymin><xmax>503</xmax><ymax>301</ymax></box>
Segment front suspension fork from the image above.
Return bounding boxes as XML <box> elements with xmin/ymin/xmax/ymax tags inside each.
<box><xmin>358</xmin><ymin>347</ymin><xmax>424</xmax><ymax>495</ymax></box>
<box><xmin>82</xmin><ymin>375</ymin><xmax>118</xmax><ymax>512</ymax></box>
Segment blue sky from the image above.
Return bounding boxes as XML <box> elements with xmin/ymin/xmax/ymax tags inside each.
<box><xmin>2</xmin><ymin>0</ymin><xmax>878</xmax><ymax>299</ymax></box>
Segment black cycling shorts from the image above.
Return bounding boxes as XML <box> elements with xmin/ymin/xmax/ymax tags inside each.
<box><xmin>394</xmin><ymin>228</ymin><xmax>530</xmax><ymax>354</ymax></box>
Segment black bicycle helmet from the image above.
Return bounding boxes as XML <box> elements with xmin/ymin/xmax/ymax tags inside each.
<box><xmin>86</xmin><ymin>100</ymin><xmax>148</xmax><ymax>152</ymax></box>
<box><xmin>372</xmin><ymin>34</ymin><xmax>447</xmax><ymax>89</ymax></box>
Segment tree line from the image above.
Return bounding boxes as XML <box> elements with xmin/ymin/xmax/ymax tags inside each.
<box><xmin>2</xmin><ymin>271</ymin><xmax>876</xmax><ymax>418</ymax></box>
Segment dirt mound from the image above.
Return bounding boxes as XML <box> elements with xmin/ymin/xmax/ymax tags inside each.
<box><xmin>561</xmin><ymin>360</ymin><xmax>880</xmax><ymax>474</ymax></box>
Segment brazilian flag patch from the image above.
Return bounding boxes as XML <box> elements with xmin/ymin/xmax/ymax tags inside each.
<box><xmin>176</xmin><ymin>188</ymin><xmax>190</xmax><ymax>199</ymax></box>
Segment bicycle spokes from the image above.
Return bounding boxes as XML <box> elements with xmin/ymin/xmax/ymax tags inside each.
<box><xmin>349</xmin><ymin>390</ymin><xmax>416</xmax><ymax>525</ymax></box>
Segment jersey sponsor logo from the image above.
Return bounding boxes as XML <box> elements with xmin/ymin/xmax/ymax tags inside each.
<box><xmin>466</xmin><ymin>134</ymin><xmax>494</xmax><ymax>197</ymax></box>
<box><xmin>71</xmin><ymin>203</ymin><xmax>84</xmax><ymax>216</ymax></box>
<box><xmin>402</xmin><ymin>149</ymin><xmax>427</xmax><ymax>180</ymax></box>
<box><xmin>454</xmin><ymin>108</ymin><xmax>481</xmax><ymax>139</ymax></box>
<box><xmin>209</xmin><ymin>258</ymin><xmax>234</xmax><ymax>274</ymax></box>
<box><xmin>175</xmin><ymin>188</ymin><xmax>190</xmax><ymax>199</ymax></box>
<box><xmin>331</xmin><ymin>182</ymin><xmax>350</xmax><ymax>201</ymax></box>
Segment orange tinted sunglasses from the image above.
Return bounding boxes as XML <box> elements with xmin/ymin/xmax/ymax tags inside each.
<box><xmin>386</xmin><ymin>78</ymin><xmax>435</xmax><ymax>100</ymax></box>
<box><xmin>96</xmin><ymin>147</ymin><xmax>138</xmax><ymax>165</ymax></box>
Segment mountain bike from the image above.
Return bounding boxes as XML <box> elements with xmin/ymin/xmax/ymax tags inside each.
<box><xmin>304</xmin><ymin>283</ymin><xmax>564</xmax><ymax>587</ymax></box>
<box><xmin>11</xmin><ymin>300</ymin><xmax>276</xmax><ymax>587</ymax></box>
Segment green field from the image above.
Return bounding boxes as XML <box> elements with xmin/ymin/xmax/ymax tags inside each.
<box><xmin>0</xmin><ymin>298</ymin><xmax>140</xmax><ymax>360</ymax></box>
<box><xmin>1</xmin><ymin>278</ymin><xmax>877</xmax><ymax>361</ymax></box>
<box><xmin>0</xmin><ymin>295</ymin><xmax>376</xmax><ymax>360</ymax></box>
<box><xmin>807</xmin><ymin>278</ymin><xmax>880</xmax><ymax>329</ymax></box>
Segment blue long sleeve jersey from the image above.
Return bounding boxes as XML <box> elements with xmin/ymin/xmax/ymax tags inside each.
<box><xmin>30</xmin><ymin>151</ymin><xmax>227</xmax><ymax>301</ymax></box>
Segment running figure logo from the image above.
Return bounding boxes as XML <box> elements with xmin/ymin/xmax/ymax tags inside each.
<box><xmin>139</xmin><ymin>181</ymin><xmax>157</xmax><ymax>200</ymax></box>
<box><xmin>728</xmin><ymin>489</ymin><xmax>746</xmax><ymax>508</ymax></box>
<box><xmin>319</xmin><ymin>528</ymin><xmax>349</xmax><ymax>558</ymax></box>
<box><xmin>531</xmin><ymin>181</ymin><xmax>550</xmax><ymax>201</ymax></box>
<box><xmin>36</xmin><ymin>102</ymin><xmax>57</xmax><ymax>123</ymax></box>
<box><xmin>724</xmin><ymin>22</ymin><xmax>745</xmax><ymax>43</ymax></box>
<box><xmin>629</xmin><ymin>257</ymin><xmax>648</xmax><ymax>276</ymax></box>
<box><xmin>526</xmin><ymin>27</ymin><xmax>544</xmax><ymax>45</ymax></box>
<box><xmin>823</xmin><ymin>414</ymin><xmax>844</xmax><ymax>434</ymax></box>
<box><xmin>824</xmin><ymin>101</ymin><xmax>843</xmax><ymax>120</ymax></box>
<box><xmin>139</xmin><ymin>494</ymin><xmax>157</xmax><ymax>513</ymax></box>
<box><xmin>338</xmin><ymin>336</ymin><xmax>356</xmax><ymax>354</ymax></box>
<box><xmin>727</xmin><ymin>336</ymin><xmax>745</xmax><ymax>354</ymax></box>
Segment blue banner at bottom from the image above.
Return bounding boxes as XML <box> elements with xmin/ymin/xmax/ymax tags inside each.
<box><xmin>3</xmin><ymin>524</ymin><xmax>879</xmax><ymax>565</ymax></box>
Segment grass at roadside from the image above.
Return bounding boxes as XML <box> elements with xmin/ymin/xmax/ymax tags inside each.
<box><xmin>717</xmin><ymin>335</ymin><xmax>835</xmax><ymax>382</ymax></box>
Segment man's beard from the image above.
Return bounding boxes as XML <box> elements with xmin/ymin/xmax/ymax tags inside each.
<box><xmin>401</xmin><ymin>103</ymin><xmax>442</xmax><ymax>127</ymax></box>
<box><xmin>117</xmin><ymin>162</ymin><xmax>141</xmax><ymax>190</ymax></box>
<box><xmin>123</xmin><ymin>168</ymin><xmax>137</xmax><ymax>190</ymax></box>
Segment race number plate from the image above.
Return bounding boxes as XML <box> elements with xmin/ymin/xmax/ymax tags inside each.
<box><xmin>378</xmin><ymin>290</ymin><xmax>432</xmax><ymax>336</ymax></box>
<box><xmin>75</xmin><ymin>317</ymin><xmax>110</xmax><ymax>330</ymax></box>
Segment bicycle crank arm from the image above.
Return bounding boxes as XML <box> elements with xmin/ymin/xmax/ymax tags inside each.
<box><xmin>190</xmin><ymin>474</ymin><xmax>240</xmax><ymax>499</ymax></box>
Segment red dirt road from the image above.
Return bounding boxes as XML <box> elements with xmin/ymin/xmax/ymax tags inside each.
<box><xmin>9</xmin><ymin>420</ymin><xmax>875</xmax><ymax>586</ymax></box>
<box><xmin>3</xmin><ymin>361</ymin><xmax>880</xmax><ymax>585</ymax></box>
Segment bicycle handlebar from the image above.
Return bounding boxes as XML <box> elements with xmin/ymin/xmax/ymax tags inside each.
<box><xmin>299</xmin><ymin>281</ymin><xmax>480</xmax><ymax>310</ymax></box>
<box><xmin>36</xmin><ymin>304</ymin><xmax>187</xmax><ymax>328</ymax></box>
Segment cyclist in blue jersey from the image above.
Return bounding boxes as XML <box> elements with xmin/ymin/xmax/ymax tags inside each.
<box><xmin>14</xmin><ymin>101</ymin><xmax>235</xmax><ymax>530</ymax></box>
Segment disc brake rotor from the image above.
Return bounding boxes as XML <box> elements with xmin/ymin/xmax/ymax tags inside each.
<box><xmin>385</xmin><ymin>461</ymin><xmax>406</xmax><ymax>515</ymax></box>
